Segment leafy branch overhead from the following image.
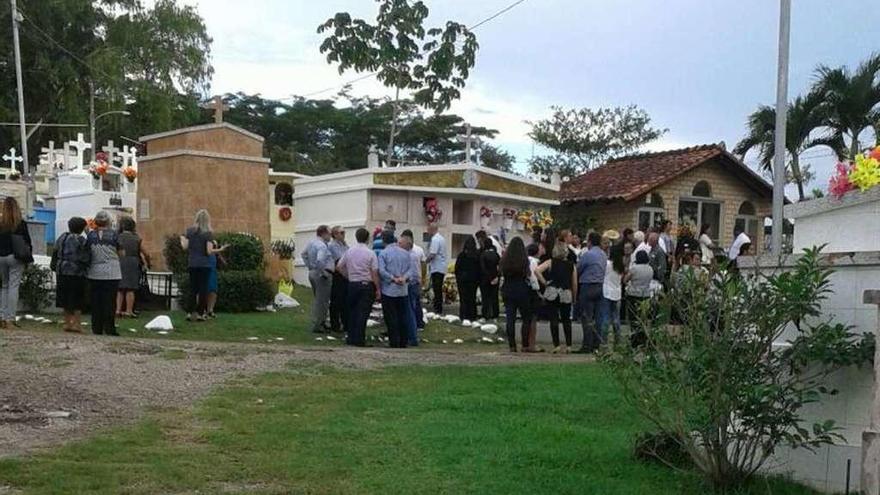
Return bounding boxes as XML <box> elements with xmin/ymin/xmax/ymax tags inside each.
<box><xmin>527</xmin><ymin>105</ymin><xmax>667</xmax><ymax>177</ymax></box>
<box><xmin>317</xmin><ymin>0</ymin><xmax>478</xmax><ymax>113</ymax></box>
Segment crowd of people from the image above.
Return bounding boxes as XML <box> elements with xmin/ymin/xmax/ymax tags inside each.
<box><xmin>306</xmin><ymin>217</ymin><xmax>753</xmax><ymax>353</ymax></box>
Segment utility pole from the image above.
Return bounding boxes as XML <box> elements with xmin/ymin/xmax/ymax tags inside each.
<box><xmin>89</xmin><ymin>79</ymin><xmax>96</xmax><ymax>163</ymax></box>
<box><xmin>10</xmin><ymin>0</ymin><xmax>28</xmax><ymax>177</ymax></box>
<box><xmin>464</xmin><ymin>124</ymin><xmax>472</xmax><ymax>164</ymax></box>
<box><xmin>771</xmin><ymin>0</ymin><xmax>791</xmax><ymax>255</ymax></box>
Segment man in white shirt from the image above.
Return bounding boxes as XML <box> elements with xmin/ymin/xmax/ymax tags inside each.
<box><xmin>425</xmin><ymin>224</ymin><xmax>447</xmax><ymax>314</ymax></box>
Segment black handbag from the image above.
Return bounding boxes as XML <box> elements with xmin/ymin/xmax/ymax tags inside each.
<box><xmin>12</xmin><ymin>233</ymin><xmax>33</xmax><ymax>264</ymax></box>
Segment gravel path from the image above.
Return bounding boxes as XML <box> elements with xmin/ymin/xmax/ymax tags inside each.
<box><xmin>0</xmin><ymin>330</ymin><xmax>586</xmax><ymax>458</ymax></box>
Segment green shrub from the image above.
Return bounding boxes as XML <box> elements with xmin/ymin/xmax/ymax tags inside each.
<box><xmin>214</xmin><ymin>232</ymin><xmax>264</xmax><ymax>272</ymax></box>
<box><xmin>177</xmin><ymin>270</ymin><xmax>273</xmax><ymax>313</ymax></box>
<box><xmin>163</xmin><ymin>235</ymin><xmax>188</xmax><ymax>275</ymax></box>
<box><xmin>21</xmin><ymin>265</ymin><xmax>54</xmax><ymax>312</ymax></box>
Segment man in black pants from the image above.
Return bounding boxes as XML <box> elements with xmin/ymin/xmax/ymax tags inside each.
<box><xmin>336</xmin><ymin>228</ymin><xmax>380</xmax><ymax>347</ymax></box>
<box><xmin>576</xmin><ymin>232</ymin><xmax>607</xmax><ymax>353</ymax></box>
<box><xmin>425</xmin><ymin>224</ymin><xmax>447</xmax><ymax>315</ymax></box>
<box><xmin>327</xmin><ymin>226</ymin><xmax>349</xmax><ymax>333</ymax></box>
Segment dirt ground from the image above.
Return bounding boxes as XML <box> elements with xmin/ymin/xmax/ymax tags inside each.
<box><xmin>0</xmin><ymin>330</ymin><xmax>585</xmax><ymax>459</ymax></box>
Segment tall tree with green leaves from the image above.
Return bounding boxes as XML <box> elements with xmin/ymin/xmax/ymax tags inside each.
<box><xmin>812</xmin><ymin>53</ymin><xmax>880</xmax><ymax>159</ymax></box>
<box><xmin>317</xmin><ymin>0</ymin><xmax>479</xmax><ymax>163</ymax></box>
<box><xmin>527</xmin><ymin>105</ymin><xmax>666</xmax><ymax>178</ymax></box>
<box><xmin>734</xmin><ymin>89</ymin><xmax>845</xmax><ymax>200</ymax></box>
<box><xmin>479</xmin><ymin>144</ymin><xmax>515</xmax><ymax>173</ymax></box>
<box><xmin>221</xmin><ymin>92</ymin><xmax>499</xmax><ymax>175</ymax></box>
<box><xmin>0</xmin><ymin>0</ymin><xmax>212</xmax><ymax>166</ymax></box>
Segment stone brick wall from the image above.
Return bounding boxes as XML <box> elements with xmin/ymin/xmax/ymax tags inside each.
<box><xmin>568</xmin><ymin>158</ymin><xmax>771</xmax><ymax>251</ymax></box>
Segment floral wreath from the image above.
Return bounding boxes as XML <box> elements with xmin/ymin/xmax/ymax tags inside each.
<box><xmin>479</xmin><ymin>206</ymin><xmax>493</xmax><ymax>218</ymax></box>
<box><xmin>89</xmin><ymin>153</ymin><xmax>109</xmax><ymax>180</ymax></box>
<box><xmin>829</xmin><ymin>146</ymin><xmax>880</xmax><ymax>199</ymax></box>
<box><xmin>123</xmin><ymin>167</ymin><xmax>137</xmax><ymax>182</ymax></box>
<box><xmin>278</xmin><ymin>206</ymin><xmax>292</xmax><ymax>221</ymax></box>
<box><xmin>502</xmin><ymin>208</ymin><xmax>517</xmax><ymax>219</ymax></box>
<box><xmin>423</xmin><ymin>197</ymin><xmax>442</xmax><ymax>224</ymax></box>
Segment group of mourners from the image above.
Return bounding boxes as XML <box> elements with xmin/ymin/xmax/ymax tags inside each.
<box><xmin>46</xmin><ymin>207</ymin><xmax>221</xmax><ymax>335</ymax></box>
<box><xmin>304</xmin><ymin>218</ymin><xmax>753</xmax><ymax>353</ymax></box>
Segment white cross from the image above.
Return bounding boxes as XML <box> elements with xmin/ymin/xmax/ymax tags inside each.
<box><xmin>2</xmin><ymin>148</ymin><xmax>23</xmax><ymax>173</ymax></box>
<box><xmin>67</xmin><ymin>133</ymin><xmax>91</xmax><ymax>171</ymax></box>
<box><xmin>102</xmin><ymin>140</ymin><xmax>120</xmax><ymax>166</ymax></box>
<box><xmin>129</xmin><ymin>146</ymin><xmax>138</xmax><ymax>171</ymax></box>
<box><xmin>119</xmin><ymin>145</ymin><xmax>133</xmax><ymax>168</ymax></box>
<box><xmin>40</xmin><ymin>141</ymin><xmax>61</xmax><ymax>170</ymax></box>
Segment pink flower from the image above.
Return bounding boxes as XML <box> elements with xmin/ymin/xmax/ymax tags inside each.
<box><xmin>828</xmin><ymin>162</ymin><xmax>855</xmax><ymax>199</ymax></box>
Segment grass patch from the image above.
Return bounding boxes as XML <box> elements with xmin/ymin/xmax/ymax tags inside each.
<box><xmin>16</xmin><ymin>285</ymin><xmax>501</xmax><ymax>350</ymax></box>
<box><xmin>0</xmin><ymin>363</ymin><xmax>819</xmax><ymax>494</ymax></box>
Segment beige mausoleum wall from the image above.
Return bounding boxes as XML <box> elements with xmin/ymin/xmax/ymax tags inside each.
<box><xmin>137</xmin><ymin>154</ymin><xmax>270</xmax><ymax>270</ymax></box>
<box><xmin>146</xmin><ymin>127</ymin><xmax>263</xmax><ymax>157</ymax></box>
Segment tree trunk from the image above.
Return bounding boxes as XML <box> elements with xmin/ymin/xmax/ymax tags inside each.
<box><xmin>850</xmin><ymin>130</ymin><xmax>861</xmax><ymax>160</ymax></box>
<box><xmin>791</xmin><ymin>154</ymin><xmax>805</xmax><ymax>200</ymax></box>
<box><xmin>386</xmin><ymin>86</ymin><xmax>400</xmax><ymax>166</ymax></box>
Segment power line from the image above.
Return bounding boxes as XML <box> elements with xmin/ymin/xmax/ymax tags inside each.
<box><xmin>292</xmin><ymin>0</ymin><xmax>529</xmax><ymax>100</ymax></box>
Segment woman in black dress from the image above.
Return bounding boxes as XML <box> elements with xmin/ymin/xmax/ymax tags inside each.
<box><xmin>478</xmin><ymin>238</ymin><xmax>500</xmax><ymax>320</ymax></box>
<box><xmin>454</xmin><ymin>236</ymin><xmax>481</xmax><ymax>321</ymax></box>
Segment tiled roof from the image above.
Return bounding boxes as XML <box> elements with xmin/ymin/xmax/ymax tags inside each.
<box><xmin>559</xmin><ymin>143</ymin><xmax>772</xmax><ymax>203</ymax></box>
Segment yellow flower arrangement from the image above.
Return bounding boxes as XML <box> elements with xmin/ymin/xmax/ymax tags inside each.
<box><xmin>851</xmin><ymin>153</ymin><xmax>880</xmax><ymax>192</ymax></box>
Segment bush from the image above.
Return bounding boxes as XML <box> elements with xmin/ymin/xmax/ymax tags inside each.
<box><xmin>633</xmin><ymin>432</ymin><xmax>691</xmax><ymax>469</ymax></box>
<box><xmin>21</xmin><ymin>265</ymin><xmax>54</xmax><ymax>312</ymax></box>
<box><xmin>603</xmin><ymin>247</ymin><xmax>874</xmax><ymax>489</ymax></box>
<box><xmin>165</xmin><ymin>232</ymin><xmax>265</xmax><ymax>274</ymax></box>
<box><xmin>177</xmin><ymin>270</ymin><xmax>273</xmax><ymax>313</ymax></box>
<box><xmin>215</xmin><ymin>232</ymin><xmax>264</xmax><ymax>271</ymax></box>
<box><xmin>163</xmin><ymin>235</ymin><xmax>188</xmax><ymax>274</ymax></box>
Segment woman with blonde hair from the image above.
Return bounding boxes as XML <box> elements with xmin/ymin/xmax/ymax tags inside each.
<box><xmin>0</xmin><ymin>197</ymin><xmax>32</xmax><ymax>327</ymax></box>
<box><xmin>86</xmin><ymin>211</ymin><xmax>122</xmax><ymax>335</ymax></box>
<box><xmin>180</xmin><ymin>210</ymin><xmax>227</xmax><ymax>321</ymax></box>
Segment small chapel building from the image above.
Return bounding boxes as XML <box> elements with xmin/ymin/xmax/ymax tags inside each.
<box><xmin>559</xmin><ymin>143</ymin><xmax>773</xmax><ymax>253</ymax></box>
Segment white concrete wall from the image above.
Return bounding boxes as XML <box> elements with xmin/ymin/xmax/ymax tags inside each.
<box><xmin>741</xmin><ymin>253</ymin><xmax>880</xmax><ymax>493</ymax></box>
<box><xmin>793</xmin><ymin>200</ymin><xmax>880</xmax><ymax>253</ymax></box>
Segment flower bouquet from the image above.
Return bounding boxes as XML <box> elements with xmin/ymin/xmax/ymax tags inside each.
<box><xmin>479</xmin><ymin>206</ymin><xmax>492</xmax><ymax>229</ymax></box>
<box><xmin>502</xmin><ymin>208</ymin><xmax>516</xmax><ymax>230</ymax></box>
<box><xmin>424</xmin><ymin>197</ymin><xmax>442</xmax><ymax>224</ymax></box>
<box><xmin>123</xmin><ymin>167</ymin><xmax>137</xmax><ymax>183</ymax></box>
<box><xmin>89</xmin><ymin>161</ymin><xmax>109</xmax><ymax>180</ymax></box>
<box><xmin>829</xmin><ymin>146</ymin><xmax>880</xmax><ymax>199</ymax></box>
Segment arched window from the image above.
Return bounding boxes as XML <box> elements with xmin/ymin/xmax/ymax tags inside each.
<box><xmin>738</xmin><ymin>201</ymin><xmax>756</xmax><ymax>216</ymax></box>
<box><xmin>274</xmin><ymin>182</ymin><xmax>293</xmax><ymax>206</ymax></box>
<box><xmin>692</xmin><ymin>180</ymin><xmax>712</xmax><ymax>197</ymax></box>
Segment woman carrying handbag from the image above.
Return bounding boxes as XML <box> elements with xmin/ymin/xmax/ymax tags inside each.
<box><xmin>0</xmin><ymin>197</ymin><xmax>32</xmax><ymax>328</ymax></box>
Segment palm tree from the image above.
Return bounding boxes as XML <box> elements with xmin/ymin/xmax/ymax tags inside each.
<box><xmin>813</xmin><ymin>53</ymin><xmax>880</xmax><ymax>159</ymax></box>
<box><xmin>734</xmin><ymin>89</ymin><xmax>845</xmax><ymax>200</ymax></box>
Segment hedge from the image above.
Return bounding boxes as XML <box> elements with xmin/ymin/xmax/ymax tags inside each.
<box><xmin>177</xmin><ymin>270</ymin><xmax>273</xmax><ymax>313</ymax></box>
<box><xmin>164</xmin><ymin>232</ymin><xmax>264</xmax><ymax>273</ymax></box>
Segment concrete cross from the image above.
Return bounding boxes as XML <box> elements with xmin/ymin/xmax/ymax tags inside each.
<box><xmin>207</xmin><ymin>96</ymin><xmax>229</xmax><ymax>124</ymax></box>
<box><xmin>40</xmin><ymin>140</ymin><xmax>61</xmax><ymax>170</ymax></box>
<box><xmin>129</xmin><ymin>146</ymin><xmax>138</xmax><ymax>171</ymax></box>
<box><xmin>119</xmin><ymin>145</ymin><xmax>133</xmax><ymax>168</ymax></box>
<box><xmin>102</xmin><ymin>140</ymin><xmax>120</xmax><ymax>166</ymax></box>
<box><xmin>68</xmin><ymin>133</ymin><xmax>91</xmax><ymax>171</ymax></box>
<box><xmin>2</xmin><ymin>148</ymin><xmax>22</xmax><ymax>173</ymax></box>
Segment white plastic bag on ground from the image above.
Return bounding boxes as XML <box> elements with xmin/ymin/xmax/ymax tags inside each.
<box><xmin>274</xmin><ymin>292</ymin><xmax>300</xmax><ymax>308</ymax></box>
<box><xmin>471</xmin><ymin>321</ymin><xmax>483</xmax><ymax>329</ymax></box>
<box><xmin>445</xmin><ymin>315</ymin><xmax>460</xmax><ymax>324</ymax></box>
<box><xmin>145</xmin><ymin>315</ymin><xmax>173</xmax><ymax>331</ymax></box>
<box><xmin>366</xmin><ymin>319</ymin><xmax>379</xmax><ymax>328</ymax></box>
<box><xmin>462</xmin><ymin>319</ymin><xmax>471</xmax><ymax>327</ymax></box>
<box><xmin>480</xmin><ymin>324</ymin><xmax>498</xmax><ymax>334</ymax></box>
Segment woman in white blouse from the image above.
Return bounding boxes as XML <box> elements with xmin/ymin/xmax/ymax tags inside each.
<box><xmin>698</xmin><ymin>223</ymin><xmax>715</xmax><ymax>266</ymax></box>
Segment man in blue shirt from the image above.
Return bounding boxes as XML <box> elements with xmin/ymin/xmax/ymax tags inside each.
<box><xmin>425</xmin><ymin>224</ymin><xmax>447</xmax><ymax>314</ymax></box>
<box><xmin>302</xmin><ymin>225</ymin><xmax>334</xmax><ymax>334</ymax></box>
<box><xmin>399</xmin><ymin>230</ymin><xmax>422</xmax><ymax>347</ymax></box>
<box><xmin>378</xmin><ymin>230</ymin><xmax>414</xmax><ymax>348</ymax></box>
<box><xmin>327</xmin><ymin>226</ymin><xmax>349</xmax><ymax>334</ymax></box>
<box><xmin>577</xmin><ymin>231</ymin><xmax>607</xmax><ymax>353</ymax></box>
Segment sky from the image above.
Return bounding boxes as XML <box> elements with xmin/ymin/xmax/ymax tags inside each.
<box><xmin>173</xmin><ymin>0</ymin><xmax>878</xmax><ymax>196</ymax></box>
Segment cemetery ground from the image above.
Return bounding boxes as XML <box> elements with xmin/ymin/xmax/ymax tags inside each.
<box><xmin>0</xmin><ymin>288</ymin><xmax>822</xmax><ymax>494</ymax></box>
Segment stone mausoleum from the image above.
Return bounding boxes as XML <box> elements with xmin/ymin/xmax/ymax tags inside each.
<box><xmin>137</xmin><ymin>122</ymin><xmax>271</xmax><ymax>269</ymax></box>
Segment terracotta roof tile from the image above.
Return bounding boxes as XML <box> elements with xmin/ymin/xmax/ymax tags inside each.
<box><xmin>560</xmin><ymin>144</ymin><xmax>769</xmax><ymax>203</ymax></box>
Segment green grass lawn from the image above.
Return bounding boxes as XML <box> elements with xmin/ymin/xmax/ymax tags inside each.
<box><xmin>17</xmin><ymin>285</ymin><xmax>499</xmax><ymax>349</ymax></box>
<box><xmin>0</xmin><ymin>363</ymin><xmax>819</xmax><ymax>495</ymax></box>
